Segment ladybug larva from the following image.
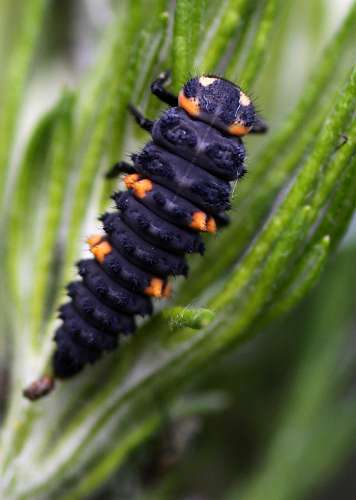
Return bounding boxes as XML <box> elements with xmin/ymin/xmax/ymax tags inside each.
<box><xmin>23</xmin><ymin>72</ymin><xmax>267</xmax><ymax>400</ymax></box>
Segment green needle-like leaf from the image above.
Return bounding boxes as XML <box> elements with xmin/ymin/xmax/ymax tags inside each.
<box><xmin>0</xmin><ymin>0</ymin><xmax>46</xmax><ymax>207</ymax></box>
<box><xmin>29</xmin><ymin>92</ymin><xmax>75</xmax><ymax>348</ymax></box>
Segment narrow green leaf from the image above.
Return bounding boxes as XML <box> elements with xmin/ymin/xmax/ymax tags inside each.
<box><xmin>190</xmin><ymin>0</ymin><xmax>207</xmax><ymax>60</ymax></box>
<box><xmin>249</xmin><ymin>109</ymin><xmax>356</xmax><ymax>317</ymax></box>
<box><xmin>63</xmin><ymin>9</ymin><xmax>143</xmax><ymax>281</ymax></box>
<box><xmin>29</xmin><ymin>91</ymin><xmax>75</xmax><ymax>349</ymax></box>
<box><xmin>58</xmin><ymin>390</ymin><xmax>227</xmax><ymax>500</ymax></box>
<box><xmin>227</xmin><ymin>0</ymin><xmax>277</xmax><ymax>86</ymax></box>
<box><xmin>5</xmin><ymin>104</ymin><xmax>61</xmax><ymax>301</ymax></box>
<box><xmin>59</xmin><ymin>414</ymin><xmax>161</xmax><ymax>500</ymax></box>
<box><xmin>134</xmin><ymin>2</ymin><xmax>170</xmax><ymax>105</ymax></box>
<box><xmin>265</xmin><ymin>234</ymin><xmax>331</xmax><ymax>322</ymax></box>
<box><xmin>0</xmin><ymin>0</ymin><xmax>46</xmax><ymax>206</ymax></box>
<box><xmin>100</xmin><ymin>0</ymin><xmax>169</xmax><ymax>207</ymax></box>
<box><xmin>211</xmin><ymin>204</ymin><xmax>312</xmax><ymax>314</ymax></box>
<box><xmin>199</xmin><ymin>0</ymin><xmax>249</xmax><ymax>73</ymax></box>
<box><xmin>172</xmin><ymin>0</ymin><xmax>191</xmax><ymax>88</ymax></box>
<box><xmin>239</xmin><ymin>0</ymin><xmax>277</xmax><ymax>87</ymax></box>
<box><xmin>311</xmin><ymin>130</ymin><xmax>356</xmax><ymax>251</ymax></box>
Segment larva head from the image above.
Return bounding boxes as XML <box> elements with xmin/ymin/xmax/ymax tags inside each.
<box><xmin>178</xmin><ymin>76</ymin><xmax>256</xmax><ymax>136</ymax></box>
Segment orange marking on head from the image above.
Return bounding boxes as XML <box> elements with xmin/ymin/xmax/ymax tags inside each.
<box><xmin>190</xmin><ymin>211</ymin><xmax>208</xmax><ymax>231</ymax></box>
<box><xmin>87</xmin><ymin>234</ymin><xmax>104</xmax><ymax>247</ymax></box>
<box><xmin>124</xmin><ymin>173</ymin><xmax>140</xmax><ymax>189</ymax></box>
<box><xmin>178</xmin><ymin>91</ymin><xmax>200</xmax><ymax>117</ymax></box>
<box><xmin>90</xmin><ymin>240</ymin><xmax>112</xmax><ymax>263</ymax></box>
<box><xmin>206</xmin><ymin>217</ymin><xmax>217</xmax><ymax>234</ymax></box>
<box><xmin>133</xmin><ymin>179</ymin><xmax>153</xmax><ymax>199</ymax></box>
<box><xmin>227</xmin><ymin>122</ymin><xmax>252</xmax><ymax>136</ymax></box>
<box><xmin>144</xmin><ymin>277</ymin><xmax>164</xmax><ymax>298</ymax></box>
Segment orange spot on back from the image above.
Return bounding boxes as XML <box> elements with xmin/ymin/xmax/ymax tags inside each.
<box><xmin>206</xmin><ymin>217</ymin><xmax>217</xmax><ymax>234</ymax></box>
<box><xmin>178</xmin><ymin>91</ymin><xmax>200</xmax><ymax>117</ymax></box>
<box><xmin>133</xmin><ymin>179</ymin><xmax>153</xmax><ymax>199</ymax></box>
<box><xmin>87</xmin><ymin>234</ymin><xmax>104</xmax><ymax>247</ymax></box>
<box><xmin>190</xmin><ymin>211</ymin><xmax>208</xmax><ymax>231</ymax></box>
<box><xmin>124</xmin><ymin>173</ymin><xmax>141</xmax><ymax>189</ymax></box>
<box><xmin>88</xmin><ymin>235</ymin><xmax>112</xmax><ymax>263</ymax></box>
<box><xmin>144</xmin><ymin>277</ymin><xmax>164</xmax><ymax>298</ymax></box>
<box><xmin>189</xmin><ymin>212</ymin><xmax>217</xmax><ymax>233</ymax></box>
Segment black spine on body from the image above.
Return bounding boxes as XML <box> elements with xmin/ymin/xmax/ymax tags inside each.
<box><xmin>53</xmin><ymin>106</ymin><xmax>246</xmax><ymax>379</ymax></box>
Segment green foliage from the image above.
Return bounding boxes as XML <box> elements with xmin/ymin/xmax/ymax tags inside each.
<box><xmin>0</xmin><ymin>0</ymin><xmax>355</xmax><ymax>498</ymax></box>
<box><xmin>226</xmin><ymin>247</ymin><xmax>356</xmax><ymax>500</ymax></box>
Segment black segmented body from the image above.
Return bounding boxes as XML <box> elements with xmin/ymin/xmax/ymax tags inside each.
<box><xmin>53</xmin><ymin>101</ymin><xmax>247</xmax><ymax>378</ymax></box>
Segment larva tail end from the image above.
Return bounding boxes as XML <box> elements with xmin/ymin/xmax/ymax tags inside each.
<box><xmin>23</xmin><ymin>375</ymin><xmax>55</xmax><ymax>401</ymax></box>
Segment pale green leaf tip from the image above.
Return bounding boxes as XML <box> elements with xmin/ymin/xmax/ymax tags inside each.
<box><xmin>322</xmin><ymin>234</ymin><xmax>331</xmax><ymax>246</ymax></box>
<box><xmin>163</xmin><ymin>306</ymin><xmax>215</xmax><ymax>331</ymax></box>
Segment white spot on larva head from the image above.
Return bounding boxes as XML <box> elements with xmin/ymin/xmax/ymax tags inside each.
<box><xmin>199</xmin><ymin>76</ymin><xmax>217</xmax><ymax>87</ymax></box>
<box><xmin>239</xmin><ymin>91</ymin><xmax>251</xmax><ymax>106</ymax></box>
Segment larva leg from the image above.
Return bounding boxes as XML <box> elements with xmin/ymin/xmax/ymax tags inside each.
<box><xmin>150</xmin><ymin>70</ymin><xmax>178</xmax><ymax>107</ymax></box>
<box><xmin>128</xmin><ymin>104</ymin><xmax>154</xmax><ymax>132</ymax></box>
<box><xmin>105</xmin><ymin>161</ymin><xmax>136</xmax><ymax>179</ymax></box>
